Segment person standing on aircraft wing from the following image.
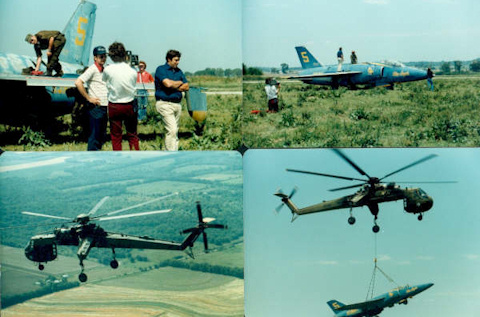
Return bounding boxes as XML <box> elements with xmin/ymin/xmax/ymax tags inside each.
<box><xmin>136</xmin><ymin>60</ymin><xmax>154</xmax><ymax>122</ymax></box>
<box><xmin>154</xmin><ymin>50</ymin><xmax>189</xmax><ymax>151</ymax></box>
<box><xmin>427</xmin><ymin>67</ymin><xmax>435</xmax><ymax>91</ymax></box>
<box><xmin>103</xmin><ymin>42</ymin><xmax>139</xmax><ymax>151</ymax></box>
<box><xmin>350</xmin><ymin>51</ymin><xmax>358</xmax><ymax>64</ymax></box>
<box><xmin>337</xmin><ymin>47</ymin><xmax>344</xmax><ymax>71</ymax></box>
<box><xmin>75</xmin><ymin>46</ymin><xmax>109</xmax><ymax>151</ymax></box>
<box><xmin>25</xmin><ymin>31</ymin><xmax>65</xmax><ymax>77</ymax></box>
<box><xmin>265</xmin><ymin>78</ymin><xmax>280</xmax><ymax>113</ymax></box>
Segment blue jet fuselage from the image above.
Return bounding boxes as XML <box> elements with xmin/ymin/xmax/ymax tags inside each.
<box><xmin>298</xmin><ymin>62</ymin><xmax>427</xmax><ymax>88</ymax></box>
<box><xmin>328</xmin><ymin>283</ymin><xmax>434</xmax><ymax>317</ymax></box>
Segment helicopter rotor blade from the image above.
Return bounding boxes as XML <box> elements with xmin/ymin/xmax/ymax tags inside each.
<box><xmin>394</xmin><ymin>181</ymin><xmax>457</xmax><ymax>184</ymax></box>
<box><xmin>97</xmin><ymin>209</ymin><xmax>172</xmax><ymax>221</ymax></box>
<box><xmin>100</xmin><ymin>192</ymin><xmax>179</xmax><ymax>217</ymax></box>
<box><xmin>332</xmin><ymin>149</ymin><xmax>371</xmax><ymax>178</ymax></box>
<box><xmin>329</xmin><ymin>183</ymin><xmax>366</xmax><ymax>192</ymax></box>
<box><xmin>21</xmin><ymin>211</ymin><xmax>71</xmax><ymax>221</ymax></box>
<box><xmin>286</xmin><ymin>169</ymin><xmax>365</xmax><ymax>182</ymax></box>
<box><xmin>203</xmin><ymin>232</ymin><xmax>208</xmax><ymax>251</ymax></box>
<box><xmin>380</xmin><ymin>154</ymin><xmax>438</xmax><ymax>181</ymax></box>
<box><xmin>196</xmin><ymin>201</ymin><xmax>203</xmax><ymax>223</ymax></box>
<box><xmin>87</xmin><ymin>196</ymin><xmax>110</xmax><ymax>216</ymax></box>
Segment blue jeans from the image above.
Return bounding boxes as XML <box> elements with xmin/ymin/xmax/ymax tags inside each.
<box><xmin>137</xmin><ymin>90</ymin><xmax>149</xmax><ymax>121</ymax></box>
<box><xmin>87</xmin><ymin>105</ymin><xmax>108</xmax><ymax>151</ymax></box>
<box><xmin>427</xmin><ymin>78</ymin><xmax>434</xmax><ymax>91</ymax></box>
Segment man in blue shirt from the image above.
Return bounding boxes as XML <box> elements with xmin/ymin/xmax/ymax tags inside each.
<box><xmin>154</xmin><ymin>50</ymin><xmax>189</xmax><ymax>151</ymax></box>
<box><xmin>337</xmin><ymin>47</ymin><xmax>344</xmax><ymax>72</ymax></box>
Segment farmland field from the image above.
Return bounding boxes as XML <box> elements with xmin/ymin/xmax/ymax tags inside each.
<box><xmin>242</xmin><ymin>75</ymin><xmax>480</xmax><ymax>148</ymax></box>
<box><xmin>2</xmin><ymin>271</ymin><xmax>244</xmax><ymax>317</ymax></box>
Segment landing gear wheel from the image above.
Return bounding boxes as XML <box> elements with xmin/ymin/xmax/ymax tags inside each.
<box><xmin>372</xmin><ymin>224</ymin><xmax>380</xmax><ymax>233</ymax></box>
<box><xmin>418</xmin><ymin>214</ymin><xmax>423</xmax><ymax>221</ymax></box>
<box><xmin>38</xmin><ymin>264</ymin><xmax>45</xmax><ymax>271</ymax></box>
<box><xmin>348</xmin><ymin>216</ymin><xmax>356</xmax><ymax>225</ymax></box>
<box><xmin>110</xmin><ymin>259</ymin><xmax>119</xmax><ymax>269</ymax></box>
<box><xmin>79</xmin><ymin>273</ymin><xmax>87</xmax><ymax>283</ymax></box>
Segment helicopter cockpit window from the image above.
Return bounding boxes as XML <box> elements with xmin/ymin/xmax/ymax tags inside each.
<box><xmin>418</xmin><ymin>189</ymin><xmax>429</xmax><ymax>198</ymax></box>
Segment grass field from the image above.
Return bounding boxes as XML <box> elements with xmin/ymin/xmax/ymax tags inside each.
<box><xmin>242</xmin><ymin>75</ymin><xmax>480</xmax><ymax>148</ymax></box>
<box><xmin>0</xmin><ymin>76</ymin><xmax>242</xmax><ymax>151</ymax></box>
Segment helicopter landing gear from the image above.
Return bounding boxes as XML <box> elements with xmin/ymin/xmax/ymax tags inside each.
<box><xmin>79</xmin><ymin>272</ymin><xmax>88</xmax><ymax>283</ymax></box>
<box><xmin>110</xmin><ymin>248</ymin><xmax>119</xmax><ymax>269</ymax></box>
<box><xmin>348</xmin><ymin>216</ymin><xmax>356</xmax><ymax>225</ymax></box>
<box><xmin>372</xmin><ymin>216</ymin><xmax>380</xmax><ymax>233</ymax></box>
<box><xmin>38</xmin><ymin>264</ymin><xmax>45</xmax><ymax>271</ymax></box>
<box><xmin>417</xmin><ymin>214</ymin><xmax>423</xmax><ymax>221</ymax></box>
<box><xmin>110</xmin><ymin>259</ymin><xmax>119</xmax><ymax>269</ymax></box>
<box><xmin>78</xmin><ymin>259</ymin><xmax>88</xmax><ymax>282</ymax></box>
<box><xmin>348</xmin><ymin>209</ymin><xmax>356</xmax><ymax>225</ymax></box>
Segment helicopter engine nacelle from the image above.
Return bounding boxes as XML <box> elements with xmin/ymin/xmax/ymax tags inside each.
<box><xmin>25</xmin><ymin>234</ymin><xmax>58</xmax><ymax>263</ymax></box>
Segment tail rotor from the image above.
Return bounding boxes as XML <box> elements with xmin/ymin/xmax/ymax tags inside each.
<box><xmin>181</xmin><ymin>201</ymin><xmax>227</xmax><ymax>253</ymax></box>
<box><xmin>274</xmin><ymin>187</ymin><xmax>297</xmax><ymax>214</ymax></box>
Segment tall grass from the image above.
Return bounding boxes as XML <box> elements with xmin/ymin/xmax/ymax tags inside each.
<box><xmin>242</xmin><ymin>76</ymin><xmax>480</xmax><ymax>148</ymax></box>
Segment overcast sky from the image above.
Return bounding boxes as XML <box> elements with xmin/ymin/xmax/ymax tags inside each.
<box><xmin>0</xmin><ymin>0</ymin><xmax>242</xmax><ymax>73</ymax></box>
<box><xmin>243</xmin><ymin>0</ymin><xmax>480</xmax><ymax>68</ymax></box>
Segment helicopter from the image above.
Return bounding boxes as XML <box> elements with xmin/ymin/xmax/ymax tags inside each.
<box><xmin>275</xmin><ymin>149</ymin><xmax>453</xmax><ymax>233</ymax></box>
<box><xmin>22</xmin><ymin>193</ymin><xmax>226</xmax><ymax>282</ymax></box>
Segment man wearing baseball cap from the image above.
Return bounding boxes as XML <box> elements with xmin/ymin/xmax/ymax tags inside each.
<box><xmin>75</xmin><ymin>46</ymin><xmax>109</xmax><ymax>150</ymax></box>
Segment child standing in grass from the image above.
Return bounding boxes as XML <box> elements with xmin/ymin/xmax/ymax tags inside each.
<box><xmin>265</xmin><ymin>78</ymin><xmax>280</xmax><ymax>113</ymax></box>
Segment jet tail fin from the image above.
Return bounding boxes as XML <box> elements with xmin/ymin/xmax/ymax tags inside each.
<box><xmin>327</xmin><ymin>300</ymin><xmax>346</xmax><ymax>314</ymax></box>
<box><xmin>295</xmin><ymin>46</ymin><xmax>322</xmax><ymax>69</ymax></box>
<box><xmin>60</xmin><ymin>0</ymin><xmax>97</xmax><ymax>67</ymax></box>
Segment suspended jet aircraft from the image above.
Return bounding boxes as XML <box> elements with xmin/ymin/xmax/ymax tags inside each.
<box><xmin>22</xmin><ymin>195</ymin><xmax>226</xmax><ymax>282</ymax></box>
<box><xmin>289</xmin><ymin>46</ymin><xmax>428</xmax><ymax>89</ymax></box>
<box><xmin>327</xmin><ymin>283</ymin><xmax>434</xmax><ymax>317</ymax></box>
<box><xmin>275</xmin><ymin>149</ymin><xmax>454</xmax><ymax>233</ymax></box>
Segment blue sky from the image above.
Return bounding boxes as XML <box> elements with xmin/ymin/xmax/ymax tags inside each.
<box><xmin>0</xmin><ymin>0</ymin><xmax>242</xmax><ymax>73</ymax></box>
<box><xmin>243</xmin><ymin>0</ymin><xmax>480</xmax><ymax>67</ymax></box>
<box><xmin>244</xmin><ymin>148</ymin><xmax>480</xmax><ymax>317</ymax></box>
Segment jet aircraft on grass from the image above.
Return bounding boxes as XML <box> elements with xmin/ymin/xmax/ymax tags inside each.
<box><xmin>289</xmin><ymin>46</ymin><xmax>428</xmax><ymax>89</ymax></box>
<box><xmin>327</xmin><ymin>283</ymin><xmax>434</xmax><ymax>317</ymax></box>
<box><xmin>22</xmin><ymin>195</ymin><xmax>226</xmax><ymax>282</ymax></box>
<box><xmin>0</xmin><ymin>1</ymin><xmax>154</xmax><ymax>129</ymax></box>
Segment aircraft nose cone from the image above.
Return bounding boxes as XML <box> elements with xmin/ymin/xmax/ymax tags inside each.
<box><xmin>417</xmin><ymin>283</ymin><xmax>434</xmax><ymax>293</ymax></box>
<box><xmin>424</xmin><ymin>199</ymin><xmax>433</xmax><ymax>211</ymax></box>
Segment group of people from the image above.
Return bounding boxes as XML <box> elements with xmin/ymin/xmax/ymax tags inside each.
<box><xmin>336</xmin><ymin>47</ymin><xmax>358</xmax><ymax>71</ymax></box>
<box><xmin>26</xmin><ymin>31</ymin><xmax>188</xmax><ymax>151</ymax></box>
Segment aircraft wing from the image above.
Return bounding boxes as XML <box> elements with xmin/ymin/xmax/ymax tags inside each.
<box><xmin>288</xmin><ymin>71</ymin><xmax>362</xmax><ymax>80</ymax></box>
<box><xmin>98</xmin><ymin>232</ymin><xmax>183</xmax><ymax>251</ymax></box>
<box><xmin>335</xmin><ymin>298</ymin><xmax>385</xmax><ymax>311</ymax></box>
<box><xmin>0</xmin><ymin>73</ymin><xmax>78</xmax><ymax>87</ymax></box>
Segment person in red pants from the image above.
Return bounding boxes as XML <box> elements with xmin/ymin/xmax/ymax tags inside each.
<box><xmin>102</xmin><ymin>42</ymin><xmax>139</xmax><ymax>150</ymax></box>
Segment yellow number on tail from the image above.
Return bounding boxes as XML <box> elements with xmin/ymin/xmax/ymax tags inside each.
<box><xmin>75</xmin><ymin>17</ymin><xmax>88</xmax><ymax>46</ymax></box>
<box><xmin>301</xmin><ymin>51</ymin><xmax>309</xmax><ymax>63</ymax></box>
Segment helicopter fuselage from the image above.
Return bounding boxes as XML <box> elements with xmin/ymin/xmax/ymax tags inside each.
<box><xmin>295</xmin><ymin>183</ymin><xmax>433</xmax><ymax>216</ymax></box>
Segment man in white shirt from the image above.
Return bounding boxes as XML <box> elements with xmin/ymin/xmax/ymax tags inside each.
<box><xmin>102</xmin><ymin>42</ymin><xmax>139</xmax><ymax>150</ymax></box>
<box><xmin>75</xmin><ymin>46</ymin><xmax>109</xmax><ymax>151</ymax></box>
<box><xmin>264</xmin><ymin>78</ymin><xmax>280</xmax><ymax>113</ymax></box>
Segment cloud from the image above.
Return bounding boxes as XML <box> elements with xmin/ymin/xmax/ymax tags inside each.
<box><xmin>464</xmin><ymin>254</ymin><xmax>480</xmax><ymax>261</ymax></box>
